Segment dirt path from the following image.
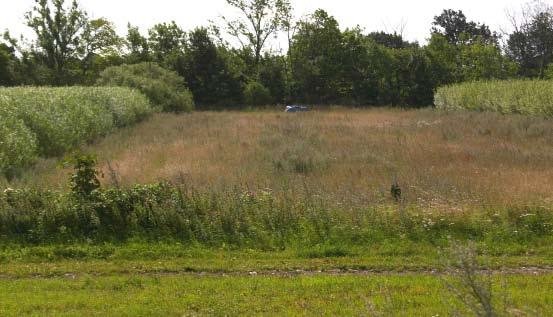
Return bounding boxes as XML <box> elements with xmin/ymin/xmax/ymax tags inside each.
<box><xmin>2</xmin><ymin>266</ymin><xmax>553</xmax><ymax>280</ymax></box>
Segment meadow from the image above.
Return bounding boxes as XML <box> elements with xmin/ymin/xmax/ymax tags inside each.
<box><xmin>3</xmin><ymin>0</ymin><xmax>553</xmax><ymax>313</ymax></box>
<box><xmin>2</xmin><ymin>108</ymin><xmax>553</xmax><ymax>315</ymax></box>
<box><xmin>10</xmin><ymin>108</ymin><xmax>553</xmax><ymax>208</ymax></box>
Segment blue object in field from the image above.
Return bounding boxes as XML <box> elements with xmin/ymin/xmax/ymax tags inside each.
<box><xmin>285</xmin><ymin>105</ymin><xmax>310</xmax><ymax>113</ymax></box>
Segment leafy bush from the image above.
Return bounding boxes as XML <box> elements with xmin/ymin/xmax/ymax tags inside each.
<box><xmin>0</xmin><ymin>181</ymin><xmax>552</xmax><ymax>246</ymax></box>
<box><xmin>244</xmin><ymin>81</ymin><xmax>273</xmax><ymax>106</ymax></box>
<box><xmin>97</xmin><ymin>63</ymin><xmax>194</xmax><ymax>112</ymax></box>
<box><xmin>545</xmin><ymin>64</ymin><xmax>553</xmax><ymax>80</ymax></box>
<box><xmin>0</xmin><ymin>87</ymin><xmax>153</xmax><ymax>177</ymax></box>
<box><xmin>0</xmin><ymin>111</ymin><xmax>37</xmax><ymax>179</ymax></box>
<box><xmin>435</xmin><ymin>80</ymin><xmax>553</xmax><ymax>117</ymax></box>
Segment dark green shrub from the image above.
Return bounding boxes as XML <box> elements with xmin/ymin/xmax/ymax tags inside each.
<box><xmin>244</xmin><ymin>81</ymin><xmax>273</xmax><ymax>106</ymax></box>
<box><xmin>97</xmin><ymin>63</ymin><xmax>194</xmax><ymax>112</ymax></box>
<box><xmin>66</xmin><ymin>154</ymin><xmax>101</xmax><ymax>199</ymax></box>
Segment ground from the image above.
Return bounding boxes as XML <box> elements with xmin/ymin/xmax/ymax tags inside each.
<box><xmin>2</xmin><ymin>108</ymin><xmax>553</xmax><ymax>316</ymax></box>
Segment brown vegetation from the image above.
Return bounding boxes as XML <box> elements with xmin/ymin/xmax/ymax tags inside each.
<box><xmin>7</xmin><ymin>108</ymin><xmax>553</xmax><ymax>209</ymax></box>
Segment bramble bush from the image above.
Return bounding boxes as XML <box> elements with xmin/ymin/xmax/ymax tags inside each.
<box><xmin>97</xmin><ymin>63</ymin><xmax>195</xmax><ymax>112</ymax></box>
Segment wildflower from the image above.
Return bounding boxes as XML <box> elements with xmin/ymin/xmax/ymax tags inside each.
<box><xmin>3</xmin><ymin>187</ymin><xmax>14</xmax><ymax>194</ymax></box>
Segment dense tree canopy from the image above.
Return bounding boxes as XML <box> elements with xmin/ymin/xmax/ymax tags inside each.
<box><xmin>507</xmin><ymin>3</ymin><xmax>553</xmax><ymax>78</ymax></box>
<box><xmin>1</xmin><ymin>0</ymin><xmax>551</xmax><ymax>108</ymax></box>
<box><xmin>183</xmin><ymin>27</ymin><xmax>243</xmax><ymax>108</ymax></box>
<box><xmin>431</xmin><ymin>9</ymin><xmax>498</xmax><ymax>45</ymax></box>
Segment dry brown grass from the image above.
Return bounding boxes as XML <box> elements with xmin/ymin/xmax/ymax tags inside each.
<box><xmin>7</xmin><ymin>108</ymin><xmax>553</xmax><ymax>208</ymax></box>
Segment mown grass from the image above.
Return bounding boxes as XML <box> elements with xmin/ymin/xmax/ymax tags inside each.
<box><xmin>0</xmin><ymin>242</ymin><xmax>551</xmax><ymax>279</ymax></box>
<box><xmin>1</xmin><ymin>273</ymin><xmax>552</xmax><ymax>316</ymax></box>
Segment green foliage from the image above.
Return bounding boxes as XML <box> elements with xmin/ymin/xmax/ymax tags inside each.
<box><xmin>182</xmin><ymin>28</ymin><xmax>244</xmax><ymax>108</ymax></box>
<box><xmin>244</xmin><ymin>81</ymin><xmax>273</xmax><ymax>106</ymax></box>
<box><xmin>431</xmin><ymin>9</ymin><xmax>497</xmax><ymax>45</ymax></box>
<box><xmin>80</xmin><ymin>18</ymin><xmax>123</xmax><ymax>83</ymax></box>
<box><xmin>0</xmin><ymin>182</ymin><xmax>552</xmax><ymax>247</ymax></box>
<box><xmin>435</xmin><ymin>80</ymin><xmax>553</xmax><ymax>117</ymax></box>
<box><xmin>426</xmin><ymin>34</ymin><xmax>517</xmax><ymax>86</ymax></box>
<box><xmin>290</xmin><ymin>11</ymin><xmax>436</xmax><ymax>106</ymax></box>
<box><xmin>459</xmin><ymin>41</ymin><xmax>518</xmax><ymax>81</ymax></box>
<box><xmin>25</xmin><ymin>0</ymin><xmax>88</xmax><ymax>84</ymax></box>
<box><xmin>259</xmin><ymin>55</ymin><xmax>287</xmax><ymax>104</ymax></box>
<box><xmin>546</xmin><ymin>63</ymin><xmax>553</xmax><ymax>79</ymax></box>
<box><xmin>147</xmin><ymin>21</ymin><xmax>186</xmax><ymax>69</ymax></box>
<box><xmin>387</xmin><ymin>47</ymin><xmax>436</xmax><ymax>106</ymax></box>
<box><xmin>507</xmin><ymin>4</ymin><xmax>553</xmax><ymax>78</ymax></box>
<box><xmin>66</xmin><ymin>154</ymin><xmax>101</xmax><ymax>198</ymax></box>
<box><xmin>0</xmin><ymin>112</ymin><xmax>37</xmax><ymax>179</ymax></box>
<box><xmin>367</xmin><ymin>31</ymin><xmax>417</xmax><ymax>49</ymax></box>
<box><xmin>97</xmin><ymin>63</ymin><xmax>194</xmax><ymax>112</ymax></box>
<box><xmin>222</xmin><ymin>0</ymin><xmax>292</xmax><ymax>71</ymax></box>
<box><xmin>0</xmin><ymin>86</ymin><xmax>152</xmax><ymax>177</ymax></box>
<box><xmin>0</xmin><ymin>44</ymin><xmax>16</xmax><ymax>86</ymax></box>
<box><xmin>291</xmin><ymin>9</ymin><xmax>344</xmax><ymax>104</ymax></box>
<box><xmin>125</xmin><ymin>24</ymin><xmax>150</xmax><ymax>64</ymax></box>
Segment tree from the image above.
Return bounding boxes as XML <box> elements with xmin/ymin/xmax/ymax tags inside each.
<box><xmin>425</xmin><ymin>33</ymin><xmax>517</xmax><ymax>85</ymax></box>
<box><xmin>367</xmin><ymin>31</ymin><xmax>417</xmax><ymax>49</ymax></box>
<box><xmin>80</xmin><ymin>18</ymin><xmax>122</xmax><ymax>77</ymax></box>
<box><xmin>259</xmin><ymin>54</ymin><xmax>287</xmax><ymax>104</ymax></box>
<box><xmin>290</xmin><ymin>9</ymin><xmax>344</xmax><ymax>103</ymax></box>
<box><xmin>125</xmin><ymin>24</ymin><xmax>150</xmax><ymax>63</ymax></box>
<box><xmin>148</xmin><ymin>21</ymin><xmax>186</xmax><ymax>69</ymax></box>
<box><xmin>25</xmin><ymin>0</ymin><xmax>88</xmax><ymax>84</ymax></box>
<box><xmin>460</xmin><ymin>40</ymin><xmax>518</xmax><ymax>81</ymax></box>
<box><xmin>507</xmin><ymin>1</ymin><xmax>553</xmax><ymax>78</ymax></box>
<box><xmin>425</xmin><ymin>33</ymin><xmax>460</xmax><ymax>85</ymax></box>
<box><xmin>0</xmin><ymin>42</ymin><xmax>16</xmax><ymax>85</ymax></box>
<box><xmin>348</xmin><ymin>35</ymin><xmax>395</xmax><ymax>106</ymax></box>
<box><xmin>182</xmin><ymin>27</ymin><xmax>243</xmax><ymax>107</ymax></box>
<box><xmin>222</xmin><ymin>0</ymin><xmax>291</xmax><ymax>73</ymax></box>
<box><xmin>432</xmin><ymin>9</ymin><xmax>497</xmax><ymax>45</ymax></box>
<box><xmin>389</xmin><ymin>47</ymin><xmax>436</xmax><ymax>106</ymax></box>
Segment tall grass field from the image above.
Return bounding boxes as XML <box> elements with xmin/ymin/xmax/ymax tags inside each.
<box><xmin>435</xmin><ymin>80</ymin><xmax>553</xmax><ymax>116</ymax></box>
<box><xmin>0</xmin><ymin>87</ymin><xmax>152</xmax><ymax>178</ymax></box>
<box><xmin>2</xmin><ymin>108</ymin><xmax>553</xmax><ymax>315</ymax></box>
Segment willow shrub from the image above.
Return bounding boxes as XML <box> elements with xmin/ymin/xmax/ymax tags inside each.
<box><xmin>435</xmin><ymin>80</ymin><xmax>553</xmax><ymax>117</ymax></box>
<box><xmin>0</xmin><ymin>87</ymin><xmax>153</xmax><ymax>177</ymax></box>
<box><xmin>97</xmin><ymin>63</ymin><xmax>194</xmax><ymax>113</ymax></box>
<box><xmin>0</xmin><ymin>111</ymin><xmax>37</xmax><ymax>179</ymax></box>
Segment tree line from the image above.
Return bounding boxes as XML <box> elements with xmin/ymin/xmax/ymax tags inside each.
<box><xmin>1</xmin><ymin>0</ymin><xmax>553</xmax><ymax>108</ymax></box>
